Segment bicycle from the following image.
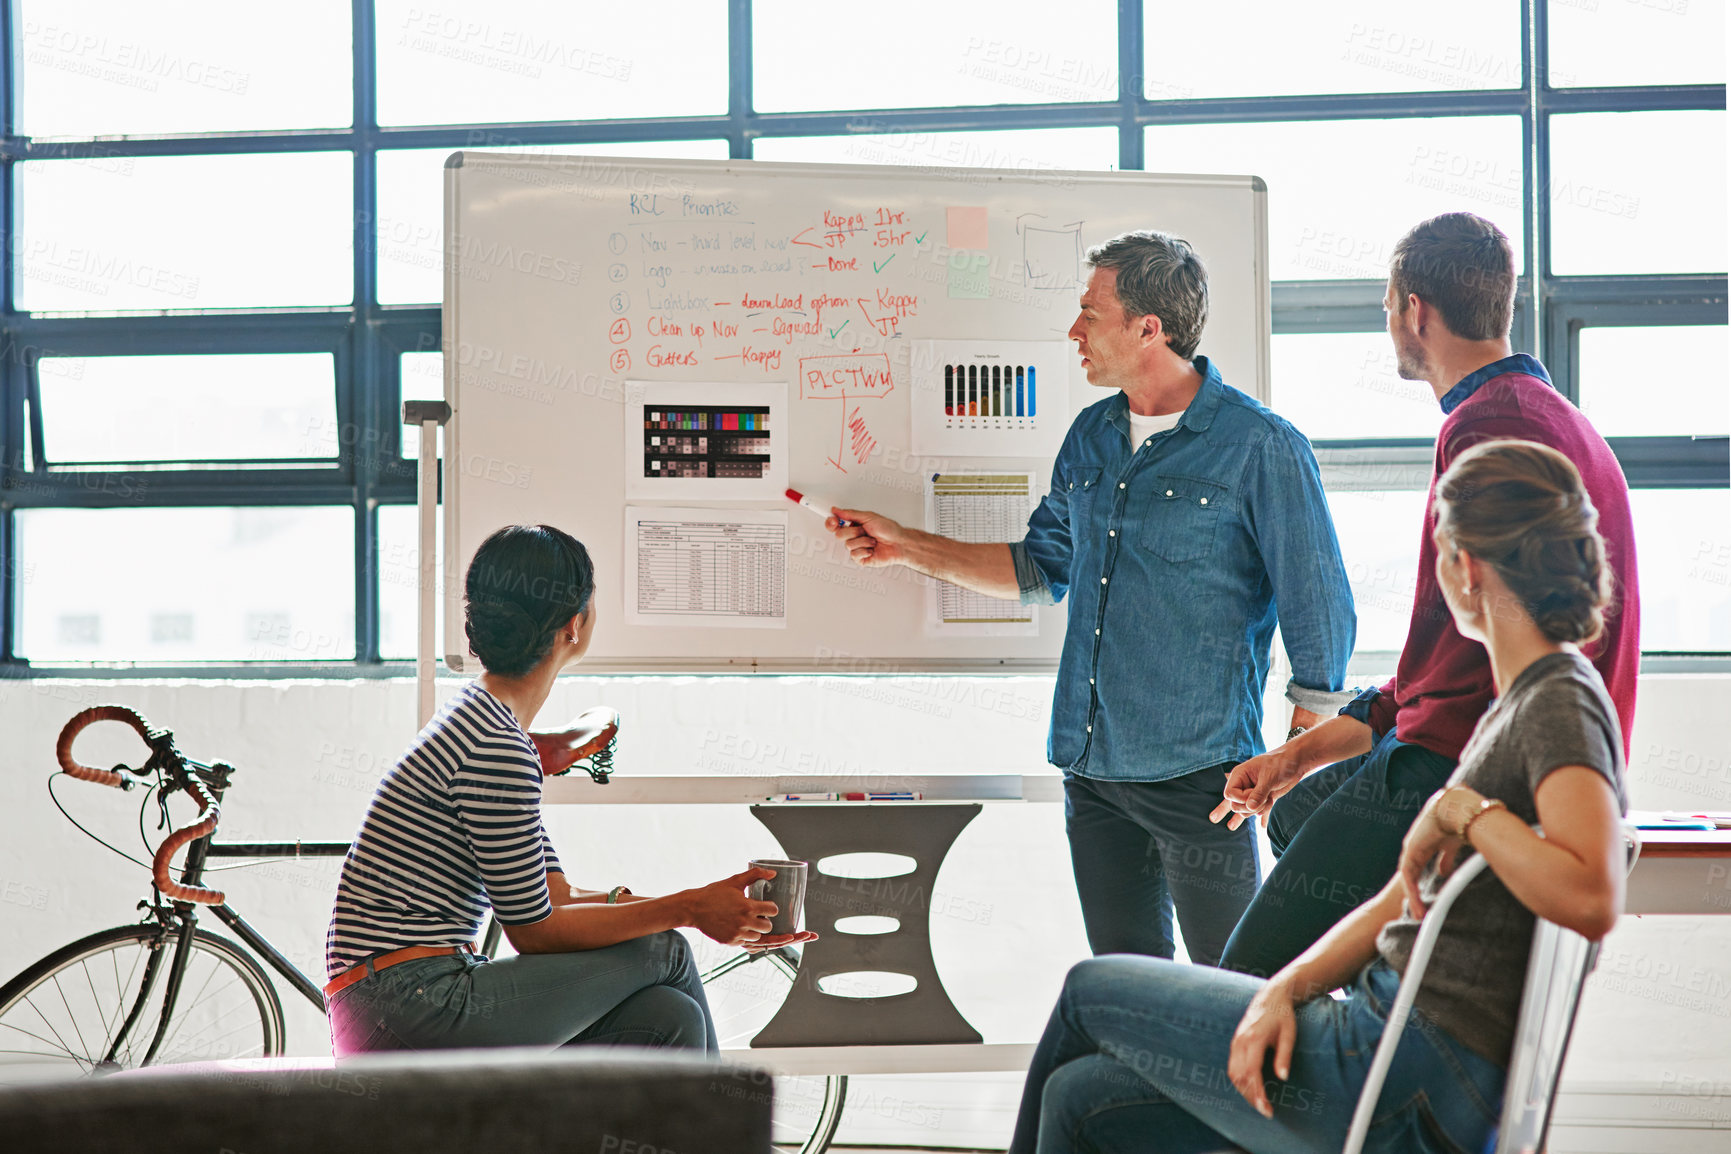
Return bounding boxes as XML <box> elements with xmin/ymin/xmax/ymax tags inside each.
<box><xmin>0</xmin><ymin>705</ymin><xmax>847</xmax><ymax>1154</ymax></box>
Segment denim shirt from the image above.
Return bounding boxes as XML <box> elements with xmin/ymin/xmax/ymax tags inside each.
<box><xmin>1009</xmin><ymin>357</ymin><xmax>1356</xmax><ymax>780</ymax></box>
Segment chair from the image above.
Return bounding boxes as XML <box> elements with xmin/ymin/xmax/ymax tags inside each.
<box><xmin>1343</xmin><ymin>826</ymin><xmax>1638</xmax><ymax>1154</ymax></box>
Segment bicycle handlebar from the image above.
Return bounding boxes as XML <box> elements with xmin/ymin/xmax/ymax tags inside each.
<box><xmin>55</xmin><ymin>704</ymin><xmax>160</xmax><ymax>787</ymax></box>
<box><xmin>53</xmin><ymin>705</ymin><xmax>227</xmax><ymax>906</ymax></box>
<box><xmin>151</xmin><ymin>777</ymin><xmax>225</xmax><ymax>905</ymax></box>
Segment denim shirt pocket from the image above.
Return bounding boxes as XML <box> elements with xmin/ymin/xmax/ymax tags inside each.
<box><xmin>1142</xmin><ymin>473</ymin><xmax>1227</xmax><ymax>563</ymax></box>
<box><xmin>1063</xmin><ymin>467</ymin><xmax>1103</xmax><ymax>524</ymax></box>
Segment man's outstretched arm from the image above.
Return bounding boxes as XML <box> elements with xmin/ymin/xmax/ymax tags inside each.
<box><xmin>826</xmin><ymin>507</ymin><xmax>1020</xmax><ymax>600</ymax></box>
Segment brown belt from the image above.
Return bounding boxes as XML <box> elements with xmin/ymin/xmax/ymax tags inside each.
<box><xmin>324</xmin><ymin>942</ymin><xmax>477</xmax><ymax>999</ymax></box>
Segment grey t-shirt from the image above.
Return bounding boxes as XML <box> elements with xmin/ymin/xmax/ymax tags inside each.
<box><xmin>1376</xmin><ymin>651</ymin><xmax>1627</xmax><ymax>1066</ymax></box>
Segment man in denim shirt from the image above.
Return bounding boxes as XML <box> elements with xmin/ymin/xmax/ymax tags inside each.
<box><xmin>829</xmin><ymin>232</ymin><xmax>1356</xmax><ymax>965</ymax></box>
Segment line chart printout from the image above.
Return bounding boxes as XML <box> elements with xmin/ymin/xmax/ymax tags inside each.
<box><xmin>625</xmin><ymin>507</ymin><xmax>789</xmax><ymax>629</ymax></box>
<box><xmin>924</xmin><ymin>472</ymin><xmax>1038</xmax><ymax>637</ymax></box>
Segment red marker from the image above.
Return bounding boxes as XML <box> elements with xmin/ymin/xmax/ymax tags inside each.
<box><xmin>786</xmin><ymin>488</ymin><xmax>854</xmax><ymax>527</ymax></box>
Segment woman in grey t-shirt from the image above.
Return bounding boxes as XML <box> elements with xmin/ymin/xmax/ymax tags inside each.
<box><xmin>1009</xmin><ymin>439</ymin><xmax>1630</xmax><ymax>1154</ymax></box>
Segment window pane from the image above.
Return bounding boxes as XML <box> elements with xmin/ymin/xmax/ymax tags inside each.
<box><xmin>1579</xmin><ymin>326</ymin><xmax>1729</xmax><ymax>438</ymax></box>
<box><xmin>18</xmin><ymin>1</ymin><xmax>352</xmax><ymax>136</ymax></box>
<box><xmin>1273</xmin><ymin>332</ymin><xmax>1444</xmax><ymax>440</ymax></box>
<box><xmin>39</xmin><ymin>354</ymin><xmax>338</xmax><ymax>463</ymax></box>
<box><xmin>16</xmin><ymin>507</ymin><xmax>355</xmax><ymax>661</ymax></box>
<box><xmin>1629</xmin><ymin>489</ymin><xmax>1731</xmax><ymax>652</ymax></box>
<box><xmin>19</xmin><ymin>152</ymin><xmax>353</xmax><ymax>310</ymax></box>
<box><xmin>1145</xmin><ymin>117</ymin><xmax>1525</xmax><ymax>280</ymax></box>
<box><xmin>1549</xmin><ymin>0</ymin><xmax>1725</xmax><ymax>88</ymax></box>
<box><xmin>400</xmin><ymin>351</ymin><xmax>444</xmax><ymax>459</ymax></box>
<box><xmin>753</xmin><ymin>128</ymin><xmax>1119</xmax><ymax>172</ymax></box>
<box><xmin>377</xmin><ymin>140</ymin><xmax>728</xmax><ymax>305</ymax></box>
<box><xmin>379</xmin><ymin>503</ymin><xmax>444</xmax><ymax>660</ymax></box>
<box><xmin>1550</xmin><ymin>111</ymin><xmax>1727</xmax><ymax>276</ymax></box>
<box><xmin>1327</xmin><ymin>490</ymin><xmax>1430</xmax><ymax>654</ymax></box>
<box><xmin>755</xmin><ymin>0</ymin><xmax>1118</xmax><ymax>111</ymax></box>
<box><xmin>1145</xmin><ymin>2</ymin><xmax>1520</xmax><ymax>98</ymax></box>
<box><xmin>376</xmin><ymin>1</ymin><xmax>726</xmax><ymax>126</ymax></box>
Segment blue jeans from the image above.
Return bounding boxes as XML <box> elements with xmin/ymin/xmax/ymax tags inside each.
<box><xmin>1066</xmin><ymin>767</ymin><xmax>1261</xmax><ymax>966</ymax></box>
<box><xmin>326</xmin><ymin>930</ymin><xmax>718</xmax><ymax>1055</ymax></box>
<box><xmin>1219</xmin><ymin>731</ymin><xmax>1457</xmax><ymax>978</ymax></box>
<box><xmin>1010</xmin><ymin>955</ymin><xmax>1504</xmax><ymax>1154</ymax></box>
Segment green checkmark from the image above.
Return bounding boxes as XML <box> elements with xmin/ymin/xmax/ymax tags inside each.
<box><xmin>914</xmin><ymin>231</ymin><xmax>928</xmax><ymax>244</ymax></box>
<box><xmin>828</xmin><ymin>319</ymin><xmax>850</xmax><ymax>339</ymax></box>
<box><xmin>873</xmin><ymin>255</ymin><xmax>896</xmax><ymax>273</ymax></box>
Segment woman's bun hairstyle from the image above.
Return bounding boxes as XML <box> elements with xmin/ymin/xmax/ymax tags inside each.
<box><xmin>1434</xmin><ymin>439</ymin><xmax>1613</xmax><ymax>645</ymax></box>
<box><xmin>464</xmin><ymin>525</ymin><xmax>595</xmax><ymax>676</ymax></box>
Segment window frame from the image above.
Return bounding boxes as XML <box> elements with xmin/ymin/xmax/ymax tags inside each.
<box><xmin>0</xmin><ymin>0</ymin><xmax>1723</xmax><ymax>674</ymax></box>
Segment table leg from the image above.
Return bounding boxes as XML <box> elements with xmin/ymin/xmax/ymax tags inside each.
<box><xmin>749</xmin><ymin>804</ymin><xmax>984</xmax><ymax>1047</ymax></box>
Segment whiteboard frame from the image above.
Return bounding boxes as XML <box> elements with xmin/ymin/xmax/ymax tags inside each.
<box><xmin>438</xmin><ymin>154</ymin><xmax>1270</xmax><ymax>675</ymax></box>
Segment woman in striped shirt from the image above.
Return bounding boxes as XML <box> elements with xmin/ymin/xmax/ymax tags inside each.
<box><xmin>325</xmin><ymin>524</ymin><xmax>813</xmax><ymax>1054</ymax></box>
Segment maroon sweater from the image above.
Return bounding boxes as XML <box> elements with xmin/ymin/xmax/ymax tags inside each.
<box><xmin>1364</xmin><ymin>360</ymin><xmax>1640</xmax><ymax>758</ymax></box>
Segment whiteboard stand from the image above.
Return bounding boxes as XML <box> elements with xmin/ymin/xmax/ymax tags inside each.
<box><xmin>404</xmin><ymin>399</ymin><xmax>451</xmax><ymax>729</ymax></box>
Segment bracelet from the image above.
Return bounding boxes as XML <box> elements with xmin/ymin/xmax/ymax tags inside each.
<box><xmin>1286</xmin><ymin>725</ymin><xmax>1308</xmax><ymax>743</ymax></box>
<box><xmin>607</xmin><ymin>885</ymin><xmax>631</xmax><ymax>904</ymax></box>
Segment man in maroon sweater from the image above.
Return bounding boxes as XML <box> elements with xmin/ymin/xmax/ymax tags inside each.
<box><xmin>1213</xmin><ymin>212</ymin><xmax>1640</xmax><ymax>976</ymax></box>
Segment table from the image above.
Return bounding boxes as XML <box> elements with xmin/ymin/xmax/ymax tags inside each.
<box><xmin>1623</xmin><ymin>827</ymin><xmax>1731</xmax><ymax>915</ymax></box>
<box><xmin>544</xmin><ymin>781</ymin><xmax>1731</xmax><ymax>1074</ymax></box>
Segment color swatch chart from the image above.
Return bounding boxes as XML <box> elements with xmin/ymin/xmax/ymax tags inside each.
<box><xmin>943</xmin><ymin>363</ymin><xmax>1037</xmax><ymax>424</ymax></box>
<box><xmin>644</xmin><ymin>406</ymin><xmax>772</xmax><ymax>479</ymax></box>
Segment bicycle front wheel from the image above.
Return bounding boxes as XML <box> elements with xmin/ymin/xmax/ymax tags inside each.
<box><xmin>0</xmin><ymin>923</ymin><xmax>285</xmax><ymax>1086</ymax></box>
<box><xmin>700</xmin><ymin>945</ymin><xmax>847</xmax><ymax>1154</ymax></box>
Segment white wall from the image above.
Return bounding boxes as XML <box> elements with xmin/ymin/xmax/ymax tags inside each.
<box><xmin>3</xmin><ymin>672</ymin><xmax>1728</xmax><ymax>1148</ymax></box>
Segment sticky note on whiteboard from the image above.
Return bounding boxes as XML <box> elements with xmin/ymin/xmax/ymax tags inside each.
<box><xmin>946</xmin><ymin>206</ymin><xmax>988</xmax><ymax>249</ymax></box>
<box><xmin>948</xmin><ymin>251</ymin><xmax>990</xmax><ymax>299</ymax></box>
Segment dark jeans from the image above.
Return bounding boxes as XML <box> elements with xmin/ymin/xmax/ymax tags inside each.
<box><xmin>1065</xmin><ymin>765</ymin><xmax>1261</xmax><ymax>967</ymax></box>
<box><xmin>1219</xmin><ymin>729</ymin><xmax>1457</xmax><ymax>978</ymax></box>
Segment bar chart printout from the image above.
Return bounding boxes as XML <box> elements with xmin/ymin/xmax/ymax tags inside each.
<box><xmin>925</xmin><ymin>473</ymin><xmax>1038</xmax><ymax>637</ymax></box>
<box><xmin>625</xmin><ymin>506</ymin><xmax>788</xmax><ymax>629</ymax></box>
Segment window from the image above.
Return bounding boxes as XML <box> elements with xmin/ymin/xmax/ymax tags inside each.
<box><xmin>37</xmin><ymin>354</ymin><xmax>339</xmax><ymax>463</ymax></box>
<box><xmin>17</xmin><ymin>0</ymin><xmax>353</xmax><ymax>136</ymax></box>
<box><xmin>2</xmin><ymin>4</ymin><xmax>1722</xmax><ymax>670</ymax></box>
<box><xmin>16</xmin><ymin>507</ymin><xmax>355</xmax><ymax>662</ymax></box>
<box><xmin>1577</xmin><ymin>325</ymin><xmax>1729</xmax><ymax>438</ymax></box>
<box><xmin>1145</xmin><ymin>2</ymin><xmax>1520</xmax><ymax>98</ymax></box>
<box><xmin>753</xmin><ymin>0</ymin><xmax>1118</xmax><ymax>112</ymax></box>
<box><xmin>753</xmin><ymin>128</ymin><xmax>1119</xmax><ymax>173</ymax></box>
<box><xmin>374</xmin><ymin>1</ymin><xmax>728</xmax><ymax>125</ymax></box>
<box><xmin>1145</xmin><ymin>117</ymin><xmax>1526</xmax><ymax>279</ymax></box>
<box><xmin>1327</xmin><ymin>490</ymin><xmax>1429</xmax><ymax>655</ymax></box>
<box><xmin>1548</xmin><ymin>0</ymin><xmax>1726</xmax><ymax>89</ymax></box>
<box><xmin>18</xmin><ymin>152</ymin><xmax>354</xmax><ymax>311</ymax></box>
<box><xmin>1272</xmin><ymin>332</ymin><xmax>1443</xmax><ymax>441</ymax></box>
<box><xmin>1550</xmin><ymin>111</ymin><xmax>1727</xmax><ymax>276</ymax></box>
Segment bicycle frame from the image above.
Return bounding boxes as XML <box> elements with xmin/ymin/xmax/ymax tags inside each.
<box><xmin>101</xmin><ymin>832</ymin><xmax>352</xmax><ymax>1069</ymax></box>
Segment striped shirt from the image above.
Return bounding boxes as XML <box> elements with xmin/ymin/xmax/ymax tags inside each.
<box><xmin>325</xmin><ymin>682</ymin><xmax>561</xmax><ymax>980</ymax></box>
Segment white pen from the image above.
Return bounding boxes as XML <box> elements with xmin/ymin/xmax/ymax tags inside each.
<box><xmin>785</xmin><ymin>488</ymin><xmax>854</xmax><ymax>527</ymax></box>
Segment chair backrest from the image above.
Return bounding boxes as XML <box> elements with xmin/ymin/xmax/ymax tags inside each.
<box><xmin>1343</xmin><ymin>824</ymin><xmax>1637</xmax><ymax>1154</ymax></box>
<box><xmin>1342</xmin><ymin>853</ymin><xmax>1491</xmax><ymax>1154</ymax></box>
<box><xmin>1491</xmin><ymin>920</ymin><xmax>1600</xmax><ymax>1154</ymax></box>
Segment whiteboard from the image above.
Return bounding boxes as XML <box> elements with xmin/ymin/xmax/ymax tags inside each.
<box><xmin>442</xmin><ymin>154</ymin><xmax>1268</xmax><ymax>673</ymax></box>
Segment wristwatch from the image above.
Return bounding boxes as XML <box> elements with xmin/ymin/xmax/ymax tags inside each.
<box><xmin>1286</xmin><ymin>725</ymin><xmax>1308</xmax><ymax>743</ymax></box>
<box><xmin>606</xmin><ymin>885</ymin><xmax>631</xmax><ymax>904</ymax></box>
